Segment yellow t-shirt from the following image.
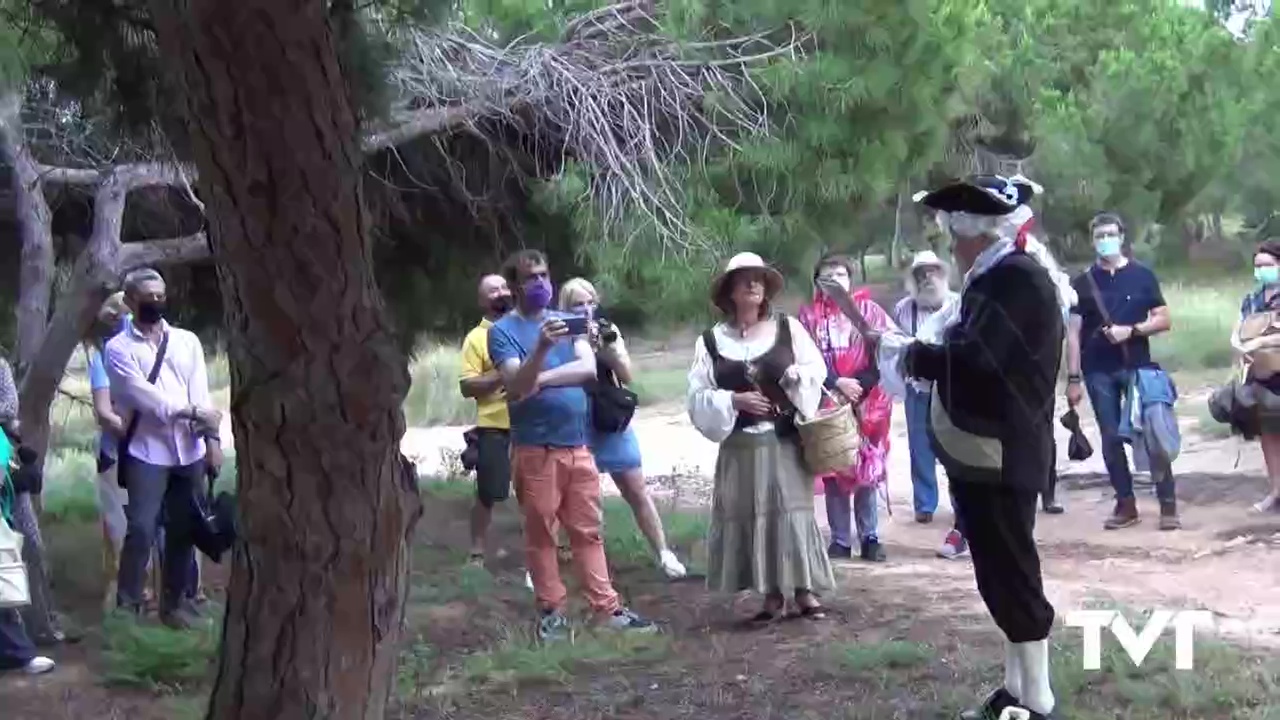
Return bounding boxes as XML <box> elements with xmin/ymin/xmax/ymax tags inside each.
<box><xmin>460</xmin><ymin>318</ymin><xmax>510</xmax><ymax>430</ymax></box>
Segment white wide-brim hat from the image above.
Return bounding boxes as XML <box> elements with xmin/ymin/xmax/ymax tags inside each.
<box><xmin>909</xmin><ymin>250</ymin><xmax>946</xmax><ymax>272</ymax></box>
<box><xmin>710</xmin><ymin>252</ymin><xmax>785</xmax><ymax>310</ymax></box>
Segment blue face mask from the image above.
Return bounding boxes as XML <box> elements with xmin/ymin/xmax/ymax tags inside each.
<box><xmin>1256</xmin><ymin>266</ymin><xmax>1280</xmax><ymax>286</ymax></box>
<box><xmin>1094</xmin><ymin>237</ymin><xmax>1122</xmax><ymax>258</ymax></box>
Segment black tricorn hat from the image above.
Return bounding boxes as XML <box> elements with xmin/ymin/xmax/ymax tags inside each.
<box><xmin>913</xmin><ymin>174</ymin><xmax>1042</xmax><ymax>216</ymax></box>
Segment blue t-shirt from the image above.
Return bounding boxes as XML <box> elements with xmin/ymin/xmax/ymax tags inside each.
<box><xmin>1070</xmin><ymin>262</ymin><xmax>1166</xmax><ymax>375</ymax></box>
<box><xmin>86</xmin><ymin>347</ymin><xmax>118</xmax><ymax>458</ymax></box>
<box><xmin>488</xmin><ymin>311</ymin><xmax>591</xmax><ymax>448</ymax></box>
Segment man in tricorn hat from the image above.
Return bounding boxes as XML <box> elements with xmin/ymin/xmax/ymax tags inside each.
<box><xmin>874</xmin><ymin>175</ymin><xmax>1075</xmax><ymax>719</ymax></box>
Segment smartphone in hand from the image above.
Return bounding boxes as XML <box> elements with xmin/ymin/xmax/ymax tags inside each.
<box><xmin>561</xmin><ymin>316</ymin><xmax>590</xmax><ymax>336</ymax></box>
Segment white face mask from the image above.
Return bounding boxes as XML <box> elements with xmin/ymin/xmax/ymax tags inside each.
<box><xmin>817</xmin><ymin>270</ymin><xmax>851</xmax><ymax>293</ymax></box>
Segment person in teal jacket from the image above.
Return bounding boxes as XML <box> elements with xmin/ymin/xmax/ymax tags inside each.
<box><xmin>0</xmin><ymin>429</ymin><xmax>56</xmax><ymax>675</ymax></box>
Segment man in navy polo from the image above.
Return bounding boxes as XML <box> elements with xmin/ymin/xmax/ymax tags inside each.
<box><xmin>1065</xmin><ymin>212</ymin><xmax>1177</xmax><ymax>530</ymax></box>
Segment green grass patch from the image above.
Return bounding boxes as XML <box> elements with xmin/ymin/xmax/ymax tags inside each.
<box><xmin>1050</xmin><ymin>631</ymin><xmax>1278</xmax><ymax>720</ymax></box>
<box><xmin>410</xmin><ymin>561</ymin><xmax>496</xmax><ymax>605</ymax></box>
<box><xmin>404</xmin><ymin>343</ymin><xmax>477</xmax><ymax>427</ymax></box>
<box><xmin>1150</xmin><ymin>279</ymin><xmax>1250</xmax><ymax>372</ymax></box>
<box><xmin>601</xmin><ymin>497</ymin><xmax>707</xmax><ymax>568</ymax></box>
<box><xmin>40</xmin><ymin>448</ymin><xmax>100</xmax><ymax>524</ymax></box>
<box><xmin>420</xmin><ymin>475</ymin><xmax>474</xmax><ymax>501</ymax></box>
<box><xmin>461</xmin><ymin>627</ymin><xmax>669</xmax><ymax>687</ymax></box>
<box><xmin>828</xmin><ymin>640</ymin><xmax>935</xmax><ymax>672</ymax></box>
<box><xmin>630</xmin><ymin>367</ymin><xmax>687</xmax><ymax>406</ymax></box>
<box><xmin>101</xmin><ymin>612</ymin><xmax>220</xmax><ymax>690</ymax></box>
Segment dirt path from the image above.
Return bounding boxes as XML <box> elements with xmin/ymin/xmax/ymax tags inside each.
<box><xmin>402</xmin><ymin>384</ymin><xmax>1280</xmax><ymax>648</ymax></box>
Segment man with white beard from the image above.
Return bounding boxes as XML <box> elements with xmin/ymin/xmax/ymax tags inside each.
<box><xmin>891</xmin><ymin>252</ymin><xmax>956</xmax><ymax>527</ymax></box>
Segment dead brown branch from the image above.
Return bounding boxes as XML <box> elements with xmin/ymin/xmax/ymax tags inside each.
<box><xmin>383</xmin><ymin>4</ymin><xmax>805</xmax><ymax>254</ymax></box>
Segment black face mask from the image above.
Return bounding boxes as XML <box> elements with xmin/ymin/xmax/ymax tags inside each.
<box><xmin>136</xmin><ymin>300</ymin><xmax>167</xmax><ymax>325</ymax></box>
<box><xmin>489</xmin><ymin>295</ymin><xmax>513</xmax><ymax>315</ymax></box>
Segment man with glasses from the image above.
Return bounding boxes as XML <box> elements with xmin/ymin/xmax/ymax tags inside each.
<box><xmin>1066</xmin><ymin>212</ymin><xmax>1177</xmax><ymax>530</ymax></box>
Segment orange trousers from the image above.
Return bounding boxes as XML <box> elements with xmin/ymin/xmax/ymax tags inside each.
<box><xmin>512</xmin><ymin>445</ymin><xmax>619</xmax><ymax>615</ymax></box>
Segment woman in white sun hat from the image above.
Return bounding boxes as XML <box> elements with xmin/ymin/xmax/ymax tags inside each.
<box><xmin>687</xmin><ymin>252</ymin><xmax>835</xmax><ymax>625</ymax></box>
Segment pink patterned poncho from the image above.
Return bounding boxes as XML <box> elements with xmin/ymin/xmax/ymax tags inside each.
<box><xmin>798</xmin><ymin>288</ymin><xmax>894</xmax><ymax>496</ymax></box>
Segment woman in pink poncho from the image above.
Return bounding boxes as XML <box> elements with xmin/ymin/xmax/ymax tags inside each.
<box><xmin>799</xmin><ymin>253</ymin><xmax>895</xmax><ymax>562</ymax></box>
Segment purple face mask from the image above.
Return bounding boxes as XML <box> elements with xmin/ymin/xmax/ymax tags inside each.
<box><xmin>523</xmin><ymin>277</ymin><xmax>553</xmax><ymax>310</ymax></box>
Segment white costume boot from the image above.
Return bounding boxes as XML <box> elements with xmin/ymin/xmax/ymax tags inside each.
<box><xmin>1015</xmin><ymin>639</ymin><xmax>1055</xmax><ymax>717</ymax></box>
<box><xmin>1003</xmin><ymin>640</ymin><xmax>1023</xmax><ymax>699</ymax></box>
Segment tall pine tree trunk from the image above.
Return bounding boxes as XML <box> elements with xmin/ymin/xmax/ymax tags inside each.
<box><xmin>146</xmin><ymin>2</ymin><xmax>422</xmax><ymax>718</ymax></box>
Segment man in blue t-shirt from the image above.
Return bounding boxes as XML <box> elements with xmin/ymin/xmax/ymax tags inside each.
<box><xmin>1065</xmin><ymin>212</ymin><xmax>1177</xmax><ymax>530</ymax></box>
<box><xmin>488</xmin><ymin>249</ymin><xmax>653</xmax><ymax>641</ymax></box>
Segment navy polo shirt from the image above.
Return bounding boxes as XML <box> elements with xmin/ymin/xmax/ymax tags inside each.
<box><xmin>1069</xmin><ymin>262</ymin><xmax>1166</xmax><ymax>375</ymax></box>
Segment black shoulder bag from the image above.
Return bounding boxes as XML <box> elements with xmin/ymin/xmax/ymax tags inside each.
<box><xmin>113</xmin><ymin>331</ymin><xmax>170</xmax><ymax>483</ymax></box>
<box><xmin>589</xmin><ymin>357</ymin><xmax>639</xmax><ymax>434</ymax></box>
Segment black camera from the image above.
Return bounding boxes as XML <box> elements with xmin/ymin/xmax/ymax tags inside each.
<box><xmin>597</xmin><ymin>319</ymin><xmax>619</xmax><ymax>344</ymax></box>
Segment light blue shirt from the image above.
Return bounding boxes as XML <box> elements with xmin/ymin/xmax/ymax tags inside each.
<box><xmin>87</xmin><ymin>347</ymin><xmax>116</xmax><ymax>459</ymax></box>
<box><xmin>88</xmin><ymin>312</ymin><xmax>131</xmax><ymax>459</ymax></box>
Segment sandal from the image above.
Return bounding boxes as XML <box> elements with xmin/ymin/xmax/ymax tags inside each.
<box><xmin>793</xmin><ymin>591</ymin><xmax>828</xmax><ymax>620</ymax></box>
<box><xmin>743</xmin><ymin>595</ymin><xmax>786</xmax><ymax>627</ymax></box>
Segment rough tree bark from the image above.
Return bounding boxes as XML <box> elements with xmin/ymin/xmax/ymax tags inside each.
<box><xmin>146</xmin><ymin>1</ymin><xmax>422</xmax><ymax>718</ymax></box>
<box><xmin>0</xmin><ymin>94</ymin><xmax>56</xmax><ymax>377</ymax></box>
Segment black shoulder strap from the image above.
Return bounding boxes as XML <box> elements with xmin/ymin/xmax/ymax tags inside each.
<box><xmin>1082</xmin><ymin>266</ymin><xmax>1132</xmax><ymax>365</ymax></box>
<box><xmin>777</xmin><ymin>313</ymin><xmax>792</xmax><ymax>344</ymax></box>
<box><xmin>119</xmin><ymin>331</ymin><xmax>171</xmax><ymax>457</ymax></box>
<box><xmin>911</xmin><ymin>302</ymin><xmax>918</xmax><ymax>334</ymax></box>
<box><xmin>701</xmin><ymin>328</ymin><xmax>721</xmax><ymax>362</ymax></box>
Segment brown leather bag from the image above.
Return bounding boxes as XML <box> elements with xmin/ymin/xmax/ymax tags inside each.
<box><xmin>1238</xmin><ymin>310</ymin><xmax>1280</xmax><ymax>379</ymax></box>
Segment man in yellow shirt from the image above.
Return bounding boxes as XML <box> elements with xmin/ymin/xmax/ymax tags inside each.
<box><xmin>459</xmin><ymin>274</ymin><xmax>514</xmax><ymax>562</ymax></box>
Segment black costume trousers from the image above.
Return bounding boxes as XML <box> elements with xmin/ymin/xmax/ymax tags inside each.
<box><xmin>950</xmin><ymin>474</ymin><xmax>1055</xmax><ymax>643</ymax></box>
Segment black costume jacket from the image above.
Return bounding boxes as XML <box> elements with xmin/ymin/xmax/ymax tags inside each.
<box><xmin>905</xmin><ymin>252</ymin><xmax>1064</xmax><ymax>491</ymax></box>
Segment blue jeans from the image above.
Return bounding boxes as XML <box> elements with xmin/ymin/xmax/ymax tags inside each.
<box><xmin>824</xmin><ymin>478</ymin><xmax>878</xmax><ymax>547</ymax></box>
<box><xmin>117</xmin><ymin>458</ymin><xmax>204</xmax><ymax>613</ymax></box>
<box><xmin>0</xmin><ymin>609</ymin><xmax>35</xmax><ymax>670</ymax></box>
<box><xmin>1084</xmin><ymin>369</ymin><xmax>1175</xmax><ymax>502</ymax></box>
<box><xmin>905</xmin><ymin>387</ymin><xmax>939</xmax><ymax>513</ymax></box>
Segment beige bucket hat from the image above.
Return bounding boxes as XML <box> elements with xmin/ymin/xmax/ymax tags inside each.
<box><xmin>710</xmin><ymin>252</ymin><xmax>785</xmax><ymax>311</ymax></box>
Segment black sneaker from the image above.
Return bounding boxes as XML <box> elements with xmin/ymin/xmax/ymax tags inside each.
<box><xmin>601</xmin><ymin>607</ymin><xmax>657</xmax><ymax>633</ymax></box>
<box><xmin>860</xmin><ymin>537</ymin><xmax>887</xmax><ymax>562</ymax></box>
<box><xmin>959</xmin><ymin>688</ymin><xmax>1020</xmax><ymax>720</ymax></box>
<box><xmin>827</xmin><ymin>542</ymin><xmax>853</xmax><ymax>559</ymax></box>
<box><xmin>537</xmin><ymin>610</ymin><xmax>570</xmax><ymax>642</ymax></box>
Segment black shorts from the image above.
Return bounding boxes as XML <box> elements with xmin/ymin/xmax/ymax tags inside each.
<box><xmin>475</xmin><ymin>428</ymin><xmax>512</xmax><ymax>507</ymax></box>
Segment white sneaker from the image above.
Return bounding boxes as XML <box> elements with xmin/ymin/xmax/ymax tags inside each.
<box><xmin>1252</xmin><ymin>494</ymin><xmax>1279</xmax><ymax>513</ymax></box>
<box><xmin>658</xmin><ymin>549</ymin><xmax>687</xmax><ymax>579</ymax></box>
<box><xmin>23</xmin><ymin>656</ymin><xmax>55</xmax><ymax>675</ymax></box>
<box><xmin>524</xmin><ymin>571</ymin><xmax>534</xmax><ymax>591</ymax></box>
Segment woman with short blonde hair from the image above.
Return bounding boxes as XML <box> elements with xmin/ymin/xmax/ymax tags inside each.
<box><xmin>558</xmin><ymin>277</ymin><xmax>687</xmax><ymax>579</ymax></box>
